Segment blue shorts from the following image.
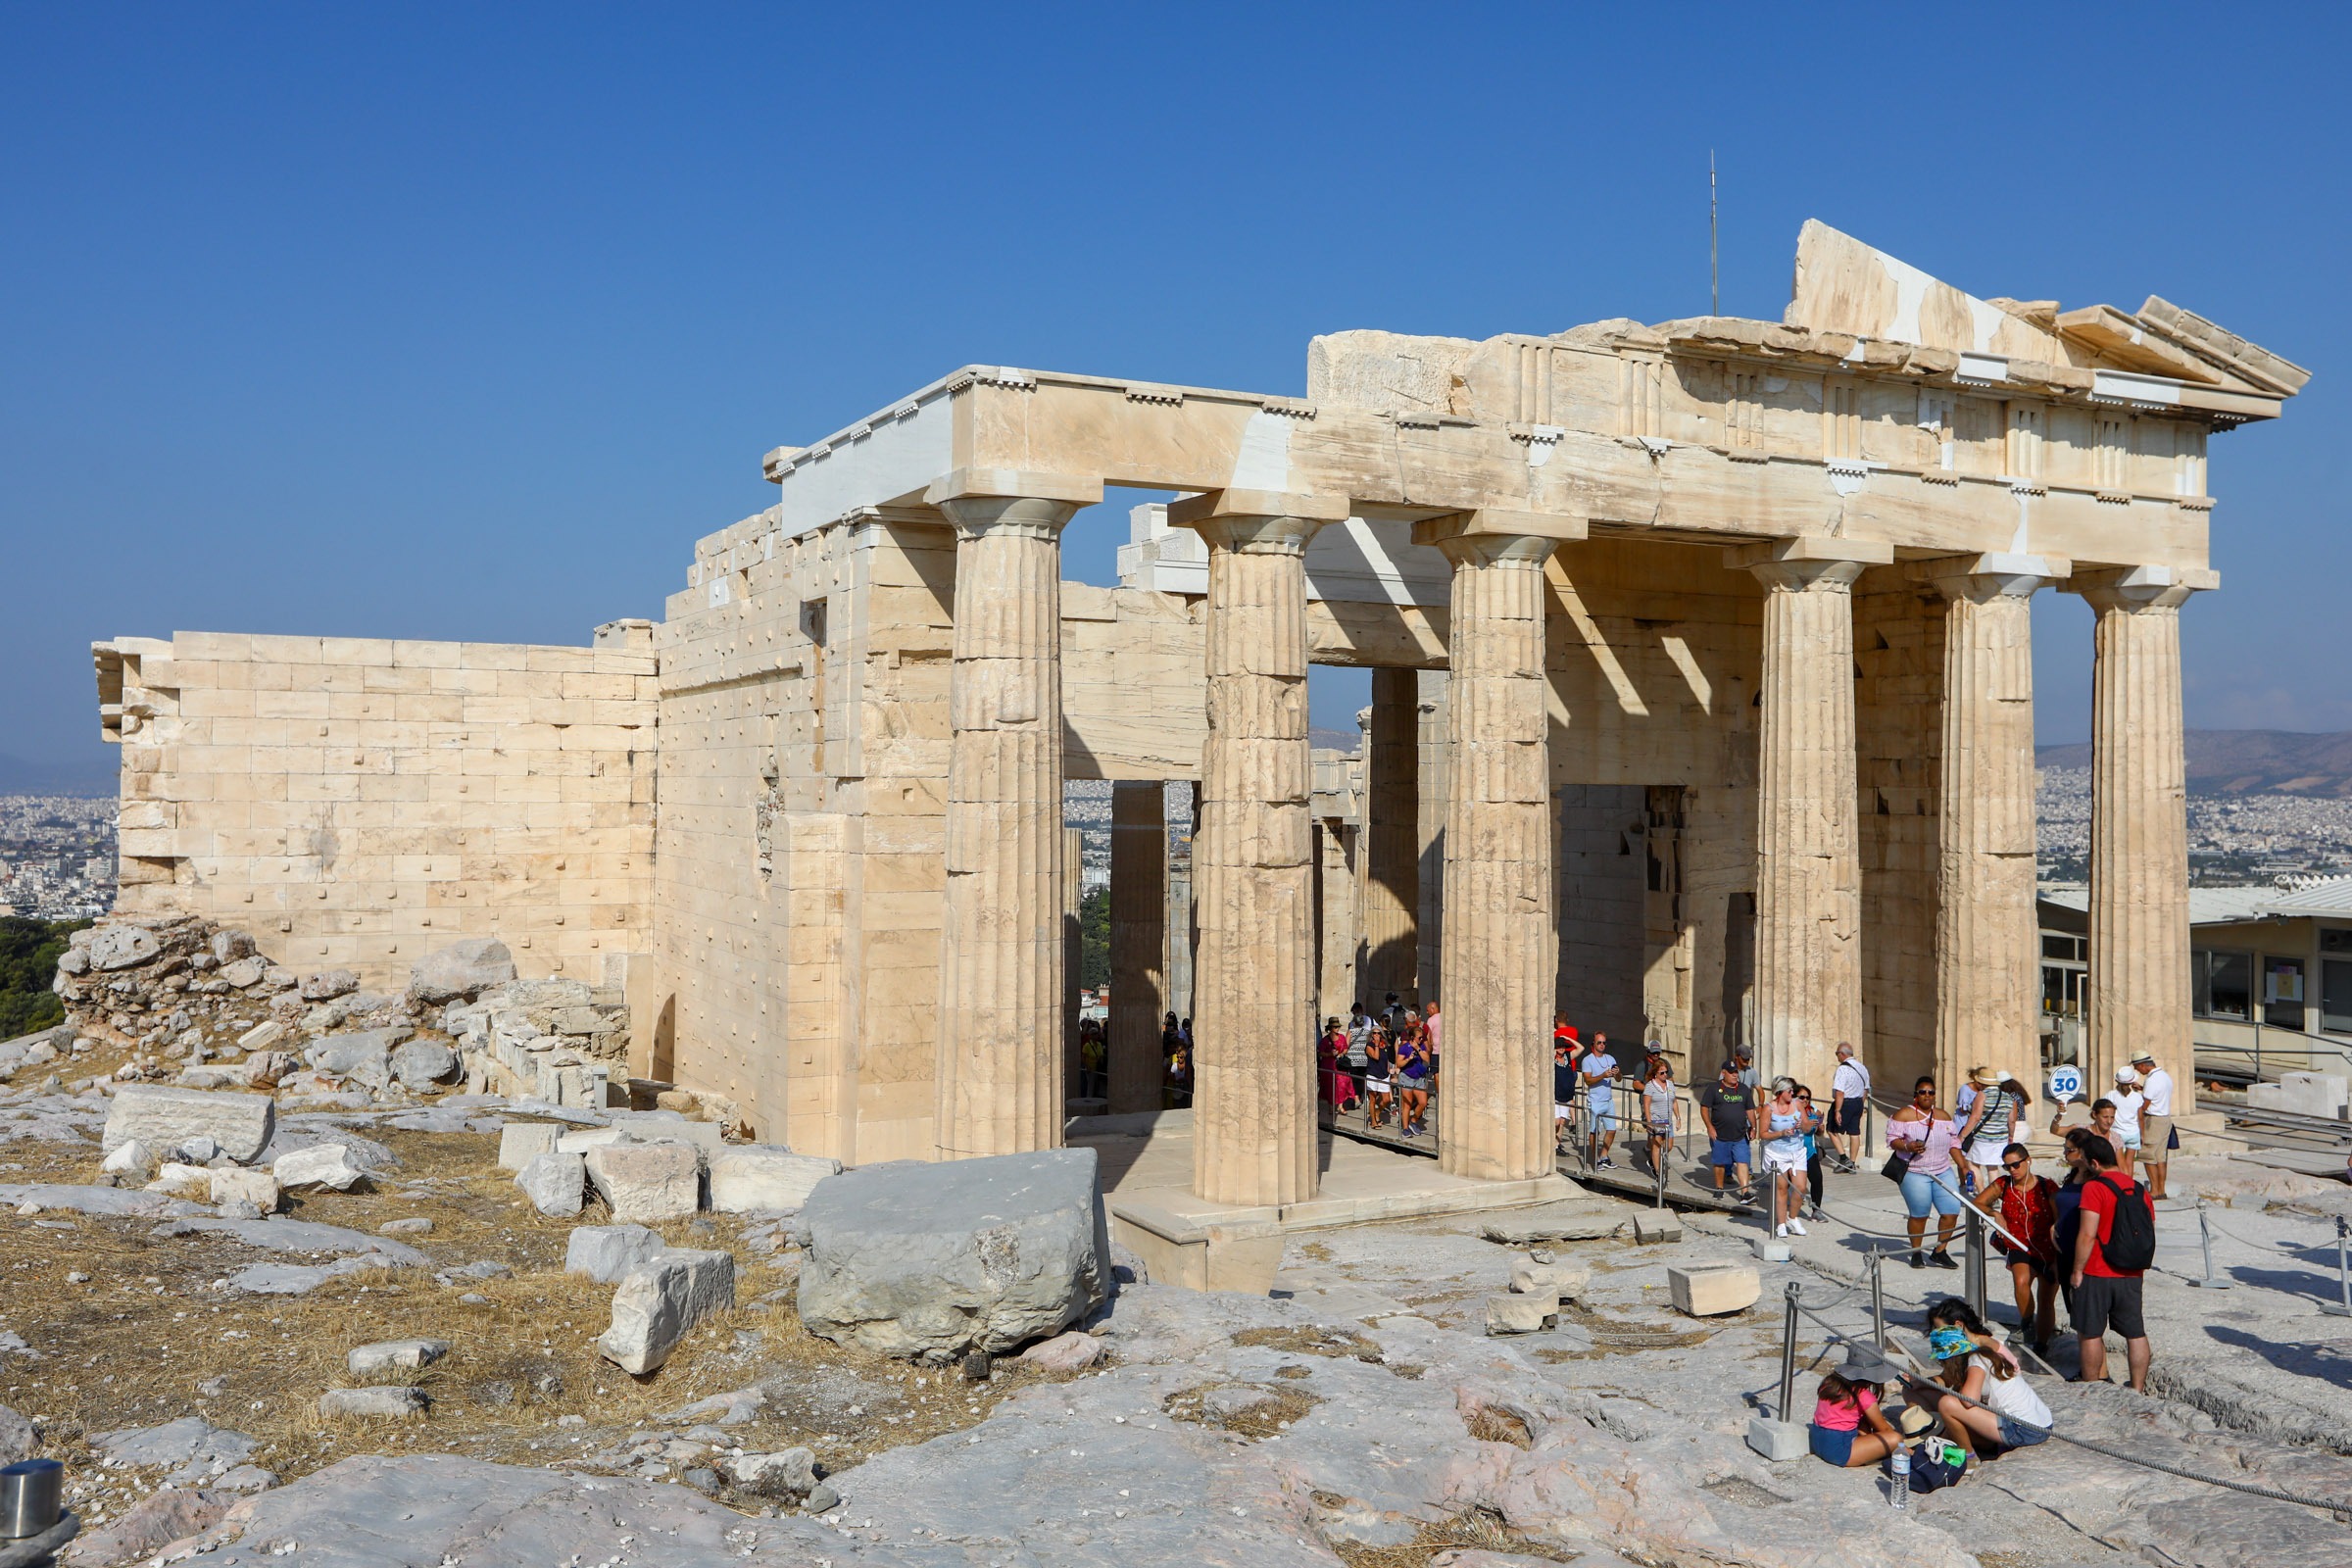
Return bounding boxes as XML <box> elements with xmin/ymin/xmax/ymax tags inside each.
<box><xmin>1809</xmin><ymin>1425</ymin><xmax>1855</xmax><ymax>1465</ymax></box>
<box><xmin>1900</xmin><ymin>1169</ymin><xmax>1964</xmax><ymax>1218</ymax></box>
<box><xmin>1994</xmin><ymin>1415</ymin><xmax>2048</xmax><ymax>1450</ymax></box>
<box><xmin>1709</xmin><ymin>1137</ymin><xmax>1749</xmax><ymax>1169</ymax></box>
<box><xmin>1588</xmin><ymin>1102</ymin><xmax>1618</xmax><ymax>1132</ymax></box>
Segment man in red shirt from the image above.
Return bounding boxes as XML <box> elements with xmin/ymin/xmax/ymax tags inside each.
<box><xmin>2070</xmin><ymin>1134</ymin><xmax>2155</xmax><ymax>1391</ymax></box>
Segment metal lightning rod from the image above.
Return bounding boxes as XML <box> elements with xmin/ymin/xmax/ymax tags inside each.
<box><xmin>1710</xmin><ymin>151</ymin><xmax>1719</xmax><ymax>316</ymax></box>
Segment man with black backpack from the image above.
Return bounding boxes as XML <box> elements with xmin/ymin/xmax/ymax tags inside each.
<box><xmin>2069</xmin><ymin>1134</ymin><xmax>2155</xmax><ymax>1391</ymax></box>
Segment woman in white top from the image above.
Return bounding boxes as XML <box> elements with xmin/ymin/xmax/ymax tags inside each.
<box><xmin>1958</xmin><ymin>1066</ymin><xmax>2032</xmax><ymax>1191</ymax></box>
<box><xmin>2106</xmin><ymin>1066</ymin><xmax>2146</xmax><ymax>1179</ymax></box>
<box><xmin>1922</xmin><ymin>1300</ymin><xmax>2052</xmax><ymax>1458</ymax></box>
<box><xmin>1760</xmin><ymin>1077</ymin><xmax>1816</xmax><ymax>1240</ymax></box>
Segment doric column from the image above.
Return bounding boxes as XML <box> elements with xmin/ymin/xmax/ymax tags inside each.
<box><xmin>1173</xmin><ymin>489</ymin><xmax>1348</xmax><ymax>1207</ymax></box>
<box><xmin>1737</xmin><ymin>538</ymin><xmax>1890</xmax><ymax>1094</ymax></box>
<box><xmin>1415</xmin><ymin>670</ymin><xmax>1450</xmax><ymax>1004</ymax></box>
<box><xmin>1063</xmin><ymin>824</ymin><xmax>1084</xmax><ymax>1102</ymax></box>
<box><xmin>2078</xmin><ymin>565</ymin><xmax>2211</xmax><ymax>1115</ymax></box>
<box><xmin>1925</xmin><ymin>554</ymin><xmax>2065</xmax><ymax>1104</ymax></box>
<box><xmin>1316</xmin><ymin>816</ymin><xmax>1358</xmax><ymax>1019</ymax></box>
<box><xmin>1107</xmin><ymin>781</ymin><xmax>1166</xmax><ymax>1114</ymax></box>
<box><xmin>1165</xmin><ymin>781</ymin><xmax>1197</xmax><ymax>1022</ymax></box>
<box><xmin>1425</xmin><ymin>515</ymin><xmax>1569</xmax><ymax>1182</ymax></box>
<box><xmin>929</xmin><ymin>470</ymin><xmax>1100</xmax><ymax>1159</ymax></box>
<box><xmin>1362</xmin><ymin>666</ymin><xmax>1421</xmax><ymax>1005</ymax></box>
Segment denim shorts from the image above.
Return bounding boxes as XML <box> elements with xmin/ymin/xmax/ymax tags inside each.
<box><xmin>1899</xmin><ymin>1168</ymin><xmax>1963</xmax><ymax>1218</ymax></box>
<box><xmin>1588</xmin><ymin>1103</ymin><xmax>1618</xmax><ymax>1131</ymax></box>
<box><xmin>1709</xmin><ymin>1137</ymin><xmax>1748</xmax><ymax>1168</ymax></box>
<box><xmin>1995</xmin><ymin>1414</ymin><xmax>2048</xmax><ymax>1449</ymax></box>
<box><xmin>1809</xmin><ymin>1424</ymin><xmax>1855</xmax><ymax>1465</ymax></box>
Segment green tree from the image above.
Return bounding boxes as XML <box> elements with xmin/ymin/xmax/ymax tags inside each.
<box><xmin>1079</xmin><ymin>887</ymin><xmax>1109</xmax><ymax>990</ymax></box>
<box><xmin>0</xmin><ymin>916</ymin><xmax>88</xmax><ymax>1039</ymax></box>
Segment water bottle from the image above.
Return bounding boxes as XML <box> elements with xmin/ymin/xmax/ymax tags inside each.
<box><xmin>1889</xmin><ymin>1445</ymin><xmax>1910</xmax><ymax>1508</ymax></box>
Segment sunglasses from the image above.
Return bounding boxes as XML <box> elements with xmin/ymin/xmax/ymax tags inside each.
<box><xmin>2002</xmin><ymin>1159</ymin><xmax>2028</xmax><ymax>1171</ymax></box>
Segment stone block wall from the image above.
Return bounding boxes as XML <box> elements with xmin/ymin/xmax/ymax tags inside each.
<box><xmin>95</xmin><ymin>626</ymin><xmax>656</xmax><ymax>991</ymax></box>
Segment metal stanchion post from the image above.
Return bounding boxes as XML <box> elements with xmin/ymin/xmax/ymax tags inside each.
<box><xmin>1777</xmin><ymin>1281</ymin><xmax>1800</xmax><ymax>1418</ymax></box>
<box><xmin>1744</xmin><ymin>1281</ymin><xmax>1809</xmax><ymax>1459</ymax></box>
<box><xmin>2323</xmin><ymin>1216</ymin><xmax>2352</xmax><ymax>1318</ymax></box>
<box><xmin>1964</xmin><ymin>1205</ymin><xmax>1988</xmax><ymax>1318</ymax></box>
<box><xmin>1869</xmin><ymin>1248</ymin><xmax>1886</xmax><ymax>1350</ymax></box>
<box><xmin>2186</xmin><ymin>1200</ymin><xmax>2233</xmax><ymax>1290</ymax></box>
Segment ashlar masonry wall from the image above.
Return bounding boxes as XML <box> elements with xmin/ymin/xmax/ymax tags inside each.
<box><xmin>95</xmin><ymin>626</ymin><xmax>657</xmax><ymax>990</ymax></box>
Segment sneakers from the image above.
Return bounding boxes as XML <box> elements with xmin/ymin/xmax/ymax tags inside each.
<box><xmin>1787</xmin><ymin>1217</ymin><xmax>1808</xmax><ymax>1237</ymax></box>
<box><xmin>1596</xmin><ymin>1157</ymin><xmax>1616</xmax><ymax>1170</ymax></box>
<box><xmin>1909</xmin><ymin>1250</ymin><xmax>1927</xmax><ymax>1270</ymax></box>
<box><xmin>1776</xmin><ymin>1222</ymin><xmax>1790</xmax><ymax>1239</ymax></box>
<box><xmin>1929</xmin><ymin>1250</ymin><xmax>1958</xmax><ymax>1270</ymax></box>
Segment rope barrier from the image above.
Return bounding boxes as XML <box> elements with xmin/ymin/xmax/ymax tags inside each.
<box><xmin>1784</xmin><ymin>1295</ymin><xmax>2352</xmax><ymax>1520</ymax></box>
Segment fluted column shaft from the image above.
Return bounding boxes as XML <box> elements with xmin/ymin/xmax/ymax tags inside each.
<box><xmin>935</xmin><ymin>496</ymin><xmax>1081</xmax><ymax>1158</ymax></box>
<box><xmin>1749</xmin><ymin>557</ymin><xmax>1866</xmax><ymax>1094</ymax></box>
<box><xmin>1108</xmin><ymin>781</ymin><xmax>1167</xmax><ymax>1114</ymax></box>
<box><xmin>1436</xmin><ymin>535</ymin><xmax>1558</xmax><ymax>1181</ymax></box>
<box><xmin>1933</xmin><ymin>564</ymin><xmax>2050</xmax><ymax>1104</ymax></box>
<box><xmin>1190</xmin><ymin>514</ymin><xmax>1325</xmax><ymax>1206</ymax></box>
<box><xmin>1363</xmin><ymin>667</ymin><xmax>1421</xmax><ymax>1005</ymax></box>
<box><xmin>2082</xmin><ymin>574</ymin><xmax>2198</xmax><ymax>1114</ymax></box>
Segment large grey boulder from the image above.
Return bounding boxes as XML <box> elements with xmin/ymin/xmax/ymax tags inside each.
<box><xmin>408</xmin><ymin>937</ymin><xmax>518</xmax><ymax>1004</ymax></box>
<box><xmin>390</xmin><ymin>1039</ymin><xmax>459</xmax><ymax>1088</ymax></box>
<box><xmin>707</xmin><ymin>1146</ymin><xmax>839</xmax><ymax>1213</ymax></box>
<box><xmin>103</xmin><ymin>1085</ymin><xmax>276</xmax><ymax>1164</ymax></box>
<box><xmin>87</xmin><ymin>923</ymin><xmax>162</xmax><ymax>970</ymax></box>
<box><xmin>797</xmin><ymin>1147</ymin><xmax>1110</xmax><ymax>1360</ymax></box>
<box><xmin>299</xmin><ymin>969</ymin><xmax>361</xmax><ymax>1002</ymax></box>
<box><xmin>598</xmin><ymin>1248</ymin><xmax>735</xmax><ymax>1374</ymax></box>
<box><xmin>515</xmin><ymin>1152</ymin><xmax>586</xmax><ymax>1217</ymax></box>
<box><xmin>565</xmin><ymin>1223</ymin><xmax>667</xmax><ymax>1284</ymax></box>
<box><xmin>305</xmin><ymin>1028</ymin><xmax>413</xmax><ymax>1081</ymax></box>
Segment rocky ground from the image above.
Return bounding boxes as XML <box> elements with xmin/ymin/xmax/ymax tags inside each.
<box><xmin>6</xmin><ymin>916</ymin><xmax>2352</xmax><ymax>1565</ymax></box>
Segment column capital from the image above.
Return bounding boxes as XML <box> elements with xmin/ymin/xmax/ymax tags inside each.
<box><xmin>1411</xmin><ymin>508</ymin><xmax>1587</xmax><ymax>551</ymax></box>
<box><xmin>1169</xmin><ymin>488</ymin><xmax>1349</xmax><ymax>555</ymax></box>
<box><xmin>2069</xmin><ymin>564</ymin><xmax>2220</xmax><ymax>612</ymax></box>
<box><xmin>1727</xmin><ymin>536</ymin><xmax>1892</xmax><ymax>593</ymax></box>
<box><xmin>1910</xmin><ymin>552</ymin><xmax>2070</xmax><ymax>602</ymax></box>
<box><xmin>925</xmin><ymin>467</ymin><xmax>1103</xmax><ymax>508</ymax></box>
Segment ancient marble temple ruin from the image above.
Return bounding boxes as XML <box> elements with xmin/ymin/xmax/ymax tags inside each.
<box><xmin>93</xmin><ymin>222</ymin><xmax>2307</xmax><ymax>1205</ymax></box>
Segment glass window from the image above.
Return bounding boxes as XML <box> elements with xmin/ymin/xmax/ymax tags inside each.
<box><xmin>2265</xmin><ymin>956</ymin><xmax>2307</xmax><ymax>1031</ymax></box>
<box><xmin>2042</xmin><ymin>934</ymin><xmax>2074</xmax><ymax>960</ymax></box>
<box><xmin>2324</xmin><ymin>960</ymin><xmax>2352</xmax><ymax>1036</ymax></box>
<box><xmin>2204</xmin><ymin>951</ymin><xmax>2252</xmax><ymax>1021</ymax></box>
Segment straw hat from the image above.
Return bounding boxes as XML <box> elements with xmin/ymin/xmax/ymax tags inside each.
<box><xmin>1891</xmin><ymin>1401</ymin><xmax>1938</xmax><ymax>1438</ymax></box>
<box><xmin>1969</xmin><ymin>1066</ymin><xmax>2006</xmax><ymax>1089</ymax></box>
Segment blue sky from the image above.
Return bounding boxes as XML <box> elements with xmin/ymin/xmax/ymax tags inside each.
<box><xmin>4</xmin><ymin>4</ymin><xmax>2344</xmax><ymax>778</ymax></box>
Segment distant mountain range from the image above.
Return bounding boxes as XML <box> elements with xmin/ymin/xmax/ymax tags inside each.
<box><xmin>0</xmin><ymin>753</ymin><xmax>117</xmax><ymax>798</ymax></box>
<box><xmin>2038</xmin><ymin>730</ymin><xmax>2352</xmax><ymax>798</ymax></box>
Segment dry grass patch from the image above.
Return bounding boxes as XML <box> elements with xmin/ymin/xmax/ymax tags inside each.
<box><xmin>1161</xmin><ymin>1382</ymin><xmax>1320</xmax><ymax>1440</ymax></box>
<box><xmin>1327</xmin><ymin>1506</ymin><xmax>1584</xmax><ymax>1567</ymax></box>
<box><xmin>1231</xmin><ymin>1324</ymin><xmax>1387</xmax><ymax>1363</ymax></box>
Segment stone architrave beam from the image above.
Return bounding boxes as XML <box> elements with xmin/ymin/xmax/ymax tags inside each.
<box><xmin>2075</xmin><ymin>564</ymin><xmax>2217</xmax><ymax>1116</ymax></box>
<box><xmin>929</xmin><ymin>470</ymin><xmax>1102</xmax><ymax>1160</ymax></box>
<box><xmin>1420</xmin><ymin>511</ymin><xmax>1574</xmax><ymax>1182</ymax></box>
<box><xmin>1173</xmin><ymin>488</ymin><xmax>1350</xmax><ymax>1207</ymax></box>
<box><xmin>1919</xmin><ymin>554</ymin><xmax>2067</xmax><ymax>1104</ymax></box>
<box><xmin>1732</xmin><ymin>537</ymin><xmax>1891</xmax><ymax>1094</ymax></box>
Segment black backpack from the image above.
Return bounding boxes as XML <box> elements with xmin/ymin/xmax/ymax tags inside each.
<box><xmin>2094</xmin><ymin>1174</ymin><xmax>2156</xmax><ymax>1272</ymax></box>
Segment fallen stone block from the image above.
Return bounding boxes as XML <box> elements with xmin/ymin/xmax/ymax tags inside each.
<box><xmin>102</xmin><ymin>1139</ymin><xmax>154</xmax><ymax>1178</ymax></box>
<box><xmin>348</xmin><ymin>1339</ymin><xmax>451</xmax><ymax>1378</ymax></box>
<box><xmin>1485</xmin><ymin>1294</ymin><xmax>1554</xmax><ymax>1335</ymax></box>
<box><xmin>556</xmin><ymin>1126</ymin><xmax>630</xmax><ymax>1156</ymax></box>
<box><xmin>274</xmin><ymin>1144</ymin><xmax>368</xmax><ymax>1192</ymax></box>
<box><xmin>726</xmin><ymin>1446</ymin><xmax>815</xmax><ymax>1498</ymax></box>
<box><xmin>306</xmin><ymin>1028</ymin><xmax>412</xmax><ymax>1082</ymax></box>
<box><xmin>390</xmin><ymin>1040</ymin><xmax>459</xmax><ymax>1088</ymax></box>
<box><xmin>88</xmin><ymin>924</ymin><xmax>162</xmax><ymax>971</ymax></box>
<box><xmin>565</xmin><ymin>1223</ymin><xmax>666</xmax><ymax>1284</ymax></box>
<box><xmin>610</xmin><ymin>1114</ymin><xmax>723</xmax><ymax>1153</ymax></box>
<box><xmin>707</xmin><ymin>1146</ymin><xmax>839</xmax><ymax>1213</ymax></box>
<box><xmin>235</xmin><ymin>1019</ymin><xmax>284</xmax><ymax>1052</ymax></box>
<box><xmin>380</xmin><ymin>1217</ymin><xmax>432</xmax><ymax>1236</ymax></box>
<box><xmin>1478</xmin><ymin>1200</ymin><xmax>1627</xmax><ymax>1245</ymax></box>
<box><xmin>1632</xmin><ymin>1209</ymin><xmax>1683</xmax><ymax>1244</ymax></box>
<box><xmin>220</xmin><ymin>957</ymin><xmax>267</xmax><ymax>989</ymax></box>
<box><xmin>598</xmin><ymin>1248</ymin><xmax>736</xmax><ymax>1374</ymax></box>
<box><xmin>105</xmin><ymin>1084</ymin><xmax>276</xmax><ymax>1163</ymax></box>
<box><xmin>318</xmin><ymin>1386</ymin><xmax>427</xmax><ymax>1419</ymax></box>
<box><xmin>1508</xmin><ymin>1260</ymin><xmax>1590</xmax><ymax>1301</ymax></box>
<box><xmin>497</xmin><ymin>1122</ymin><xmax>562</xmax><ymax>1170</ymax></box>
<box><xmin>1018</xmin><ymin>1330</ymin><xmax>1103</xmax><ymax>1371</ymax></box>
<box><xmin>516</xmin><ymin>1152</ymin><xmax>586</xmax><ymax>1217</ymax></box>
<box><xmin>585</xmin><ymin>1141</ymin><xmax>700</xmax><ymax>1223</ymax></box>
<box><xmin>409</xmin><ymin>937</ymin><xmax>518</xmax><ymax>1004</ymax></box>
<box><xmin>1668</xmin><ymin>1263</ymin><xmax>1760</xmax><ymax>1317</ymax></box>
<box><xmin>209</xmin><ymin>1167</ymin><xmax>280</xmax><ymax>1212</ymax></box>
<box><xmin>300</xmin><ymin>969</ymin><xmax>362</xmax><ymax>1002</ymax></box>
<box><xmin>797</xmin><ymin>1147</ymin><xmax>1110</xmax><ymax>1360</ymax></box>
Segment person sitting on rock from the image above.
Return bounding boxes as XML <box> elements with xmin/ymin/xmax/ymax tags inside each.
<box><xmin>1808</xmin><ymin>1350</ymin><xmax>1903</xmax><ymax>1469</ymax></box>
<box><xmin>1920</xmin><ymin>1303</ymin><xmax>2051</xmax><ymax>1459</ymax></box>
